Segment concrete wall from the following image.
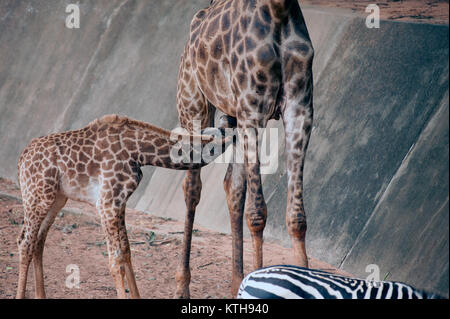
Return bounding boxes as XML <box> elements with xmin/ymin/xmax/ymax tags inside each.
<box><xmin>0</xmin><ymin>1</ymin><xmax>448</xmax><ymax>297</ymax></box>
<box><xmin>0</xmin><ymin>0</ymin><xmax>210</xmax><ymax>206</ymax></box>
<box><xmin>299</xmin><ymin>9</ymin><xmax>449</xmax><ymax>297</ymax></box>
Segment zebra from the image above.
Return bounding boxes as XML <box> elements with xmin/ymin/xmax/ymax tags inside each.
<box><xmin>237</xmin><ymin>265</ymin><xmax>444</xmax><ymax>299</ymax></box>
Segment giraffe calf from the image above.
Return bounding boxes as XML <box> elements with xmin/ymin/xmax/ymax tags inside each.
<box><xmin>16</xmin><ymin>114</ymin><xmax>231</xmax><ymax>299</ymax></box>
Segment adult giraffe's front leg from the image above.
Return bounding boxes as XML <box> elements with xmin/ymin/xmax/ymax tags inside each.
<box><xmin>282</xmin><ymin>73</ymin><xmax>314</xmax><ymax>268</ymax></box>
<box><xmin>175</xmin><ymin>169</ymin><xmax>202</xmax><ymax>298</ymax></box>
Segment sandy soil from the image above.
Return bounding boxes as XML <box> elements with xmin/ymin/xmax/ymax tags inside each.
<box><xmin>0</xmin><ymin>178</ymin><xmax>350</xmax><ymax>299</ymax></box>
<box><xmin>302</xmin><ymin>0</ymin><xmax>449</xmax><ymax>24</ymax></box>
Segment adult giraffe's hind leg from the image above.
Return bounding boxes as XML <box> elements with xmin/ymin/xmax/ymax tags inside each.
<box><xmin>239</xmin><ymin>124</ymin><xmax>268</xmax><ymax>272</ymax></box>
<box><xmin>174</xmin><ymin>42</ymin><xmax>210</xmax><ymax>298</ymax></box>
<box><xmin>175</xmin><ymin>169</ymin><xmax>202</xmax><ymax>298</ymax></box>
<box><xmin>223</xmin><ymin>159</ymin><xmax>246</xmax><ymax>297</ymax></box>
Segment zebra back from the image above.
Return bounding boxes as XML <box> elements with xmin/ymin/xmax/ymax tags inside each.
<box><xmin>237</xmin><ymin>265</ymin><xmax>443</xmax><ymax>299</ymax></box>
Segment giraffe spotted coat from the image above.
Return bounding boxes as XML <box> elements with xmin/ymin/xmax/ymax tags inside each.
<box><xmin>16</xmin><ymin>114</ymin><xmax>230</xmax><ymax>299</ymax></box>
<box><xmin>174</xmin><ymin>0</ymin><xmax>314</xmax><ymax>298</ymax></box>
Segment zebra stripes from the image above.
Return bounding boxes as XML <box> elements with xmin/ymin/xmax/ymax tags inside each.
<box><xmin>237</xmin><ymin>265</ymin><xmax>442</xmax><ymax>299</ymax></box>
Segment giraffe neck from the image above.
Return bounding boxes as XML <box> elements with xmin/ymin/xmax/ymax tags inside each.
<box><xmin>90</xmin><ymin>115</ymin><xmax>230</xmax><ymax>170</ymax></box>
<box><xmin>127</xmin><ymin>126</ymin><xmax>228</xmax><ymax>170</ymax></box>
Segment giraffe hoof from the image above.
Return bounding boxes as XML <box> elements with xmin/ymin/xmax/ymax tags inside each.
<box><xmin>174</xmin><ymin>288</ymin><xmax>190</xmax><ymax>299</ymax></box>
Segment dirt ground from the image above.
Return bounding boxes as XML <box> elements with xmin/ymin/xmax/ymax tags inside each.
<box><xmin>302</xmin><ymin>0</ymin><xmax>449</xmax><ymax>24</ymax></box>
<box><xmin>0</xmin><ymin>177</ymin><xmax>350</xmax><ymax>299</ymax></box>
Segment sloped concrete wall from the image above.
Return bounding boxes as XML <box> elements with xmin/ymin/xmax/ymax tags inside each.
<box><xmin>297</xmin><ymin>9</ymin><xmax>449</xmax><ymax>297</ymax></box>
<box><xmin>0</xmin><ymin>1</ymin><xmax>448</xmax><ymax>297</ymax></box>
<box><xmin>0</xmin><ymin>0</ymin><xmax>210</xmax><ymax>207</ymax></box>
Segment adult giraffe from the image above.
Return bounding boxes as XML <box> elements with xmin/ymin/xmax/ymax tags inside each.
<box><xmin>175</xmin><ymin>0</ymin><xmax>314</xmax><ymax>298</ymax></box>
